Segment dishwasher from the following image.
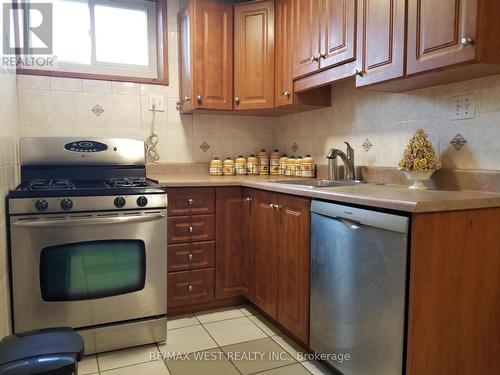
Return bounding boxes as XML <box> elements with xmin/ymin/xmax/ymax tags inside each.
<box><xmin>310</xmin><ymin>200</ymin><xmax>409</xmax><ymax>375</ymax></box>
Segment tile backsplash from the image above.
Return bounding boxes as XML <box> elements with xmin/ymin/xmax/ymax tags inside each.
<box><xmin>275</xmin><ymin>76</ymin><xmax>500</xmax><ymax>171</ymax></box>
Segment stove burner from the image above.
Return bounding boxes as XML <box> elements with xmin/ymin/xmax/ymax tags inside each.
<box><xmin>28</xmin><ymin>179</ymin><xmax>75</xmax><ymax>191</ymax></box>
<box><xmin>105</xmin><ymin>177</ymin><xmax>149</xmax><ymax>188</ymax></box>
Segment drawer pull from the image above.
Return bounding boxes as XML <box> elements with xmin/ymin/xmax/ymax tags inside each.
<box><xmin>188</xmin><ymin>253</ymin><xmax>193</xmax><ymax>261</ymax></box>
<box><xmin>188</xmin><ymin>198</ymin><xmax>194</xmax><ymax>205</ymax></box>
<box><xmin>188</xmin><ymin>285</ymin><xmax>193</xmax><ymax>292</ymax></box>
<box><xmin>189</xmin><ymin>226</ymin><xmax>193</xmax><ymax>233</ymax></box>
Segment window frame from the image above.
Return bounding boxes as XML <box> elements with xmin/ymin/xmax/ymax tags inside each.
<box><xmin>15</xmin><ymin>0</ymin><xmax>168</xmax><ymax>85</ymax></box>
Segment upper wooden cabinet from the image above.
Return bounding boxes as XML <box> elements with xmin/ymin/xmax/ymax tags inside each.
<box><xmin>407</xmin><ymin>0</ymin><xmax>477</xmax><ymax>75</ymax></box>
<box><xmin>355</xmin><ymin>0</ymin><xmax>405</xmax><ymax>87</ymax></box>
<box><xmin>292</xmin><ymin>0</ymin><xmax>357</xmax><ymax>92</ymax></box>
<box><xmin>178</xmin><ymin>0</ymin><xmax>233</xmax><ymax>112</ymax></box>
<box><xmin>234</xmin><ymin>0</ymin><xmax>275</xmax><ymax>110</ymax></box>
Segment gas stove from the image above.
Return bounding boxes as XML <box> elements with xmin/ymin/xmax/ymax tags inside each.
<box><xmin>9</xmin><ymin>137</ymin><xmax>167</xmax><ymax>214</ymax></box>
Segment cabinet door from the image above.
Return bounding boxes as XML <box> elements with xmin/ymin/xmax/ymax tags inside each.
<box><xmin>215</xmin><ymin>187</ymin><xmax>249</xmax><ymax>299</ymax></box>
<box><xmin>319</xmin><ymin>0</ymin><xmax>356</xmax><ymax>69</ymax></box>
<box><xmin>292</xmin><ymin>0</ymin><xmax>321</xmax><ymax>78</ymax></box>
<box><xmin>252</xmin><ymin>190</ymin><xmax>279</xmax><ymax>319</ymax></box>
<box><xmin>275</xmin><ymin>0</ymin><xmax>294</xmax><ymax>107</ymax></box>
<box><xmin>355</xmin><ymin>0</ymin><xmax>405</xmax><ymax>87</ymax></box>
<box><xmin>407</xmin><ymin>0</ymin><xmax>477</xmax><ymax>75</ymax></box>
<box><xmin>193</xmin><ymin>0</ymin><xmax>233</xmax><ymax>110</ymax></box>
<box><xmin>234</xmin><ymin>0</ymin><xmax>275</xmax><ymax>110</ymax></box>
<box><xmin>277</xmin><ymin>195</ymin><xmax>311</xmax><ymax>344</ymax></box>
<box><xmin>178</xmin><ymin>3</ymin><xmax>194</xmax><ymax>112</ymax></box>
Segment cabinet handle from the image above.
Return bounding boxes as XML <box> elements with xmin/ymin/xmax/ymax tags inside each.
<box><xmin>188</xmin><ymin>285</ymin><xmax>193</xmax><ymax>292</ymax></box>
<box><xmin>175</xmin><ymin>101</ymin><xmax>182</xmax><ymax>110</ymax></box>
<box><xmin>283</xmin><ymin>91</ymin><xmax>291</xmax><ymax>98</ymax></box>
<box><xmin>310</xmin><ymin>55</ymin><xmax>318</xmax><ymax>62</ymax></box>
<box><xmin>184</xmin><ymin>96</ymin><xmax>191</xmax><ymax>102</ymax></box>
<box><xmin>269</xmin><ymin>204</ymin><xmax>276</xmax><ymax>209</ymax></box>
<box><xmin>187</xmin><ymin>198</ymin><xmax>194</xmax><ymax>205</ymax></box>
<box><xmin>188</xmin><ymin>253</ymin><xmax>193</xmax><ymax>261</ymax></box>
<box><xmin>274</xmin><ymin>204</ymin><xmax>282</xmax><ymax>210</ymax></box>
<box><xmin>234</xmin><ymin>97</ymin><xmax>240</xmax><ymax>105</ymax></box>
<box><xmin>196</xmin><ymin>95</ymin><xmax>203</xmax><ymax>103</ymax></box>
<box><xmin>461</xmin><ymin>37</ymin><xmax>475</xmax><ymax>46</ymax></box>
<box><xmin>244</xmin><ymin>197</ymin><xmax>252</xmax><ymax>202</ymax></box>
<box><xmin>189</xmin><ymin>226</ymin><xmax>193</xmax><ymax>233</ymax></box>
<box><xmin>353</xmin><ymin>69</ymin><xmax>363</xmax><ymax>77</ymax></box>
<box><xmin>318</xmin><ymin>52</ymin><xmax>327</xmax><ymax>60</ymax></box>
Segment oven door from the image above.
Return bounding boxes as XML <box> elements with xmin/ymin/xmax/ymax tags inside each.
<box><xmin>10</xmin><ymin>210</ymin><xmax>167</xmax><ymax>333</ymax></box>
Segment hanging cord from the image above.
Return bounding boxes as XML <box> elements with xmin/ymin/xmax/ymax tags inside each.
<box><xmin>145</xmin><ymin>103</ymin><xmax>160</xmax><ymax>162</ymax></box>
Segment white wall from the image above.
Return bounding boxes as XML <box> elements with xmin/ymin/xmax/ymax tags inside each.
<box><xmin>275</xmin><ymin>76</ymin><xmax>500</xmax><ymax>171</ymax></box>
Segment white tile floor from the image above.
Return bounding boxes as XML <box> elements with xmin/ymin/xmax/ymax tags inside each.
<box><xmin>79</xmin><ymin>306</ymin><xmax>335</xmax><ymax>375</ymax></box>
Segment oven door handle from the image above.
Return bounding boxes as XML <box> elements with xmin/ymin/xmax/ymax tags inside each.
<box><xmin>12</xmin><ymin>213</ymin><xmax>166</xmax><ymax>227</ymax></box>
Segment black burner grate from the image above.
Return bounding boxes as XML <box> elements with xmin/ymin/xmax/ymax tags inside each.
<box><xmin>105</xmin><ymin>177</ymin><xmax>149</xmax><ymax>188</ymax></box>
<box><xmin>27</xmin><ymin>179</ymin><xmax>76</xmax><ymax>190</ymax></box>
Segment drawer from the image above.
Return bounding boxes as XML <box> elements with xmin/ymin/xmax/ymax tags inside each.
<box><xmin>168</xmin><ymin>269</ymin><xmax>214</xmax><ymax>308</ymax></box>
<box><xmin>168</xmin><ymin>241</ymin><xmax>215</xmax><ymax>272</ymax></box>
<box><xmin>167</xmin><ymin>215</ymin><xmax>215</xmax><ymax>244</ymax></box>
<box><xmin>167</xmin><ymin>188</ymin><xmax>215</xmax><ymax>216</ymax></box>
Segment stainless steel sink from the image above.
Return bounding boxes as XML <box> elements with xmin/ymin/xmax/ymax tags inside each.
<box><xmin>271</xmin><ymin>179</ymin><xmax>368</xmax><ymax>188</ymax></box>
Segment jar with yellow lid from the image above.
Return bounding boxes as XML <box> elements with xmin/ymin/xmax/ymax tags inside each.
<box><xmin>286</xmin><ymin>157</ymin><xmax>296</xmax><ymax>176</ymax></box>
<box><xmin>301</xmin><ymin>155</ymin><xmax>315</xmax><ymax>178</ymax></box>
<box><xmin>270</xmin><ymin>149</ymin><xmax>280</xmax><ymax>175</ymax></box>
<box><xmin>235</xmin><ymin>155</ymin><xmax>247</xmax><ymax>175</ymax></box>
<box><xmin>247</xmin><ymin>155</ymin><xmax>259</xmax><ymax>175</ymax></box>
<box><xmin>209</xmin><ymin>157</ymin><xmax>223</xmax><ymax>176</ymax></box>
<box><xmin>279</xmin><ymin>154</ymin><xmax>288</xmax><ymax>175</ymax></box>
<box><xmin>223</xmin><ymin>157</ymin><xmax>235</xmax><ymax>176</ymax></box>
<box><xmin>257</xmin><ymin>149</ymin><xmax>269</xmax><ymax>175</ymax></box>
<box><xmin>295</xmin><ymin>156</ymin><xmax>303</xmax><ymax>177</ymax></box>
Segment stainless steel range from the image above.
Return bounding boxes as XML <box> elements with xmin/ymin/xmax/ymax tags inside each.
<box><xmin>8</xmin><ymin>137</ymin><xmax>167</xmax><ymax>354</ymax></box>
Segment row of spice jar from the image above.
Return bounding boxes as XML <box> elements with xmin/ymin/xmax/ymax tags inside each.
<box><xmin>209</xmin><ymin>149</ymin><xmax>316</xmax><ymax>177</ymax></box>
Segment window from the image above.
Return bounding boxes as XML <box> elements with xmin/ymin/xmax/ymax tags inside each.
<box><xmin>16</xmin><ymin>0</ymin><xmax>168</xmax><ymax>84</ymax></box>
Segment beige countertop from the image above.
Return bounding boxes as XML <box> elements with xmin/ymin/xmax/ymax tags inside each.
<box><xmin>149</xmin><ymin>174</ymin><xmax>500</xmax><ymax>213</ymax></box>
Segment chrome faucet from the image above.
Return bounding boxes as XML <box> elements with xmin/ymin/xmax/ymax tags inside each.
<box><xmin>327</xmin><ymin>142</ymin><xmax>355</xmax><ymax>180</ymax></box>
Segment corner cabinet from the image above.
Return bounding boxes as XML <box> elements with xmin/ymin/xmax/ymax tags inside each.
<box><xmin>234</xmin><ymin>0</ymin><xmax>275</xmax><ymax>110</ymax></box>
<box><xmin>178</xmin><ymin>0</ymin><xmax>233</xmax><ymax>112</ymax></box>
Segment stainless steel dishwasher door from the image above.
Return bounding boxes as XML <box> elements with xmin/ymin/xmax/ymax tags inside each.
<box><xmin>310</xmin><ymin>201</ymin><xmax>409</xmax><ymax>375</ymax></box>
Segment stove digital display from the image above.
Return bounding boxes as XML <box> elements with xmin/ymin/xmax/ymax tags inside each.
<box><xmin>64</xmin><ymin>141</ymin><xmax>108</xmax><ymax>153</ymax></box>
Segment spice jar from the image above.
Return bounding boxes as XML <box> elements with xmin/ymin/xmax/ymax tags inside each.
<box><xmin>301</xmin><ymin>155</ymin><xmax>315</xmax><ymax>178</ymax></box>
<box><xmin>270</xmin><ymin>150</ymin><xmax>281</xmax><ymax>175</ymax></box>
<box><xmin>257</xmin><ymin>149</ymin><xmax>269</xmax><ymax>175</ymax></box>
<box><xmin>279</xmin><ymin>154</ymin><xmax>288</xmax><ymax>175</ymax></box>
<box><xmin>247</xmin><ymin>154</ymin><xmax>259</xmax><ymax>175</ymax></box>
<box><xmin>235</xmin><ymin>155</ymin><xmax>247</xmax><ymax>175</ymax></box>
<box><xmin>209</xmin><ymin>157</ymin><xmax>223</xmax><ymax>176</ymax></box>
<box><xmin>223</xmin><ymin>157</ymin><xmax>235</xmax><ymax>176</ymax></box>
<box><xmin>295</xmin><ymin>156</ymin><xmax>303</xmax><ymax>177</ymax></box>
<box><xmin>286</xmin><ymin>157</ymin><xmax>296</xmax><ymax>176</ymax></box>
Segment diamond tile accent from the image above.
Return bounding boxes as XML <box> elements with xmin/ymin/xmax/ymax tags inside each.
<box><xmin>291</xmin><ymin>142</ymin><xmax>298</xmax><ymax>154</ymax></box>
<box><xmin>91</xmin><ymin>104</ymin><xmax>104</xmax><ymax>116</ymax></box>
<box><xmin>450</xmin><ymin>133</ymin><xmax>467</xmax><ymax>151</ymax></box>
<box><xmin>200</xmin><ymin>141</ymin><xmax>210</xmax><ymax>152</ymax></box>
<box><xmin>362</xmin><ymin>138</ymin><xmax>373</xmax><ymax>152</ymax></box>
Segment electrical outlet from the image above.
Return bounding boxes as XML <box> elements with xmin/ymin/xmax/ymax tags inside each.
<box><xmin>451</xmin><ymin>94</ymin><xmax>475</xmax><ymax>120</ymax></box>
<box><xmin>149</xmin><ymin>95</ymin><xmax>165</xmax><ymax>112</ymax></box>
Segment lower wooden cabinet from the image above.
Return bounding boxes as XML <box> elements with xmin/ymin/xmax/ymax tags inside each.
<box><xmin>251</xmin><ymin>189</ymin><xmax>311</xmax><ymax>344</ymax></box>
<box><xmin>215</xmin><ymin>187</ymin><xmax>250</xmax><ymax>299</ymax></box>
<box><xmin>168</xmin><ymin>268</ymin><xmax>214</xmax><ymax>308</ymax></box>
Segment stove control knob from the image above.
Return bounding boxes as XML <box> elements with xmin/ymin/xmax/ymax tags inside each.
<box><xmin>60</xmin><ymin>198</ymin><xmax>73</xmax><ymax>210</ymax></box>
<box><xmin>35</xmin><ymin>199</ymin><xmax>48</xmax><ymax>211</ymax></box>
<box><xmin>136</xmin><ymin>196</ymin><xmax>148</xmax><ymax>207</ymax></box>
<box><xmin>114</xmin><ymin>196</ymin><xmax>126</xmax><ymax>208</ymax></box>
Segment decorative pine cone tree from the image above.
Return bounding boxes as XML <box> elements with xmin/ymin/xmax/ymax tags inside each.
<box><xmin>398</xmin><ymin>129</ymin><xmax>441</xmax><ymax>172</ymax></box>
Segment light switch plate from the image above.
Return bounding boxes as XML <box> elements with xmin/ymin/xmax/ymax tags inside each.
<box><xmin>149</xmin><ymin>95</ymin><xmax>165</xmax><ymax>112</ymax></box>
<box><xmin>451</xmin><ymin>94</ymin><xmax>475</xmax><ymax>120</ymax></box>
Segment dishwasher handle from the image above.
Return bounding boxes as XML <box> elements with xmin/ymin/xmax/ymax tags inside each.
<box><xmin>337</xmin><ymin>216</ymin><xmax>361</xmax><ymax>229</ymax></box>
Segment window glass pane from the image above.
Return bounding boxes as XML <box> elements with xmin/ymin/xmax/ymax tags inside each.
<box><xmin>94</xmin><ymin>4</ymin><xmax>149</xmax><ymax>66</ymax></box>
<box><xmin>40</xmin><ymin>240</ymin><xmax>146</xmax><ymax>301</ymax></box>
<box><xmin>53</xmin><ymin>0</ymin><xmax>91</xmax><ymax>64</ymax></box>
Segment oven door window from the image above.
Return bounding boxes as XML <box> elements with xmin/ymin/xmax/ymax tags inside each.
<box><xmin>40</xmin><ymin>240</ymin><xmax>146</xmax><ymax>301</ymax></box>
